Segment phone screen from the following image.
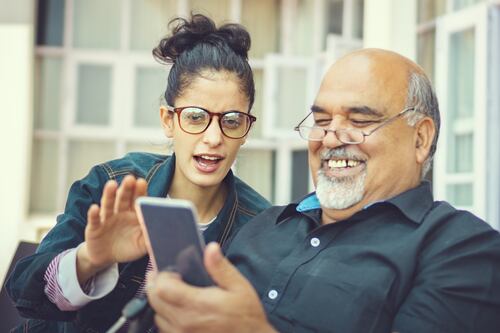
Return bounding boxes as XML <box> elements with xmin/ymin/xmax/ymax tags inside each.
<box><xmin>137</xmin><ymin>198</ymin><xmax>214</xmax><ymax>287</ymax></box>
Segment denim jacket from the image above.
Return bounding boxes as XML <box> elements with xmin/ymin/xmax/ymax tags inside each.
<box><xmin>6</xmin><ymin>152</ymin><xmax>270</xmax><ymax>333</ymax></box>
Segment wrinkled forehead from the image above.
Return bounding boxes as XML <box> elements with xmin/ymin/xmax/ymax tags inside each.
<box><xmin>315</xmin><ymin>52</ymin><xmax>412</xmax><ymax>116</ymax></box>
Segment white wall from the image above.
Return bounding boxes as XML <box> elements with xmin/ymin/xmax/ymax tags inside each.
<box><xmin>0</xmin><ymin>0</ymin><xmax>34</xmax><ymax>283</ymax></box>
<box><xmin>363</xmin><ymin>0</ymin><xmax>417</xmax><ymax>60</ymax></box>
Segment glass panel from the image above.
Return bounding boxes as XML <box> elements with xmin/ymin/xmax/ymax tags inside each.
<box><xmin>292</xmin><ymin>0</ymin><xmax>315</xmax><ymax>56</ymax></box>
<box><xmin>417</xmin><ymin>29</ymin><xmax>436</xmax><ymax>83</ymax></box>
<box><xmin>352</xmin><ymin>0</ymin><xmax>364</xmax><ymax>39</ymax></box>
<box><xmin>249</xmin><ymin>69</ymin><xmax>263</xmax><ymax>139</ymax></box>
<box><xmin>36</xmin><ymin>0</ymin><xmax>65</xmax><ymax>46</ymax></box>
<box><xmin>76</xmin><ymin>64</ymin><xmax>112</xmax><ymax>125</ymax></box>
<box><xmin>66</xmin><ymin>140</ymin><xmax>116</xmax><ymax>189</ymax></box>
<box><xmin>35</xmin><ymin>57</ymin><xmax>62</xmax><ymax>130</ymax></box>
<box><xmin>241</xmin><ymin>0</ymin><xmax>280</xmax><ymax>58</ymax></box>
<box><xmin>326</xmin><ymin>0</ymin><xmax>344</xmax><ymax>36</ymax></box>
<box><xmin>134</xmin><ymin>67</ymin><xmax>166</xmax><ymax>127</ymax></box>
<box><xmin>73</xmin><ymin>0</ymin><xmax>121</xmax><ymax>49</ymax></box>
<box><xmin>417</xmin><ymin>0</ymin><xmax>446</xmax><ymax>23</ymax></box>
<box><xmin>235</xmin><ymin>149</ymin><xmax>275</xmax><ymax>202</ymax></box>
<box><xmin>29</xmin><ymin>139</ymin><xmax>59</xmax><ymax>213</ymax></box>
<box><xmin>130</xmin><ymin>0</ymin><xmax>177</xmax><ymax>51</ymax></box>
<box><xmin>446</xmin><ymin>183</ymin><xmax>473</xmax><ymax>206</ymax></box>
<box><xmin>453</xmin><ymin>0</ymin><xmax>486</xmax><ymax>11</ymax></box>
<box><xmin>126</xmin><ymin>142</ymin><xmax>172</xmax><ymax>155</ymax></box>
<box><xmin>276</xmin><ymin>66</ymin><xmax>308</xmax><ymax>131</ymax></box>
<box><xmin>188</xmin><ymin>0</ymin><xmax>230</xmax><ymax>25</ymax></box>
<box><xmin>447</xmin><ymin>133</ymin><xmax>473</xmax><ymax>173</ymax></box>
<box><xmin>448</xmin><ymin>28</ymin><xmax>475</xmax><ymax>121</ymax></box>
<box><xmin>291</xmin><ymin>150</ymin><xmax>309</xmax><ymax>201</ymax></box>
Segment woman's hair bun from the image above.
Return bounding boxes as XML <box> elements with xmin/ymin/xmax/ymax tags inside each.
<box><xmin>153</xmin><ymin>13</ymin><xmax>251</xmax><ymax>64</ymax></box>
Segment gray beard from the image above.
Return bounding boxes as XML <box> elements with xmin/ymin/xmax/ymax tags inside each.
<box><xmin>315</xmin><ymin>164</ymin><xmax>367</xmax><ymax>210</ymax></box>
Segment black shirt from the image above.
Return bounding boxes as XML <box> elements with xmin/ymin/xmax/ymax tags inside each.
<box><xmin>226</xmin><ymin>182</ymin><xmax>500</xmax><ymax>333</ymax></box>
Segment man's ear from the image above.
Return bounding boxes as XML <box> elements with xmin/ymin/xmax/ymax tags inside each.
<box><xmin>414</xmin><ymin>117</ymin><xmax>435</xmax><ymax>165</ymax></box>
<box><xmin>160</xmin><ymin>106</ymin><xmax>174</xmax><ymax>138</ymax></box>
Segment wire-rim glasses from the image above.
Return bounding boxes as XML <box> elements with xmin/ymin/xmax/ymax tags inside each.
<box><xmin>167</xmin><ymin>105</ymin><xmax>257</xmax><ymax>139</ymax></box>
<box><xmin>294</xmin><ymin>107</ymin><xmax>415</xmax><ymax>144</ymax></box>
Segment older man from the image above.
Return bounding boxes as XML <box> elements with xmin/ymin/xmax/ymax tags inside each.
<box><xmin>146</xmin><ymin>49</ymin><xmax>500</xmax><ymax>333</ymax></box>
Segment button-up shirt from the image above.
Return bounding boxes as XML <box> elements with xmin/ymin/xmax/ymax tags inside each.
<box><xmin>226</xmin><ymin>182</ymin><xmax>500</xmax><ymax>333</ymax></box>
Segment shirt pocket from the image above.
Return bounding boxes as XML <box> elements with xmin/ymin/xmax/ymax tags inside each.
<box><xmin>286</xmin><ymin>260</ymin><xmax>397</xmax><ymax>333</ymax></box>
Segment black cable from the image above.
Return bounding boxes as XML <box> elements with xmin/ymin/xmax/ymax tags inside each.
<box><xmin>106</xmin><ymin>297</ymin><xmax>150</xmax><ymax>333</ymax></box>
<box><xmin>127</xmin><ymin>306</ymin><xmax>156</xmax><ymax>333</ymax></box>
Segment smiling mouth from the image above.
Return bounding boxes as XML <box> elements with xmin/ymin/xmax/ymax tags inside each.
<box><xmin>321</xmin><ymin>158</ymin><xmax>366</xmax><ymax>177</ymax></box>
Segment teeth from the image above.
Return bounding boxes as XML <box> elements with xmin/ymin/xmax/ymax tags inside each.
<box><xmin>327</xmin><ymin>159</ymin><xmax>360</xmax><ymax>168</ymax></box>
<box><xmin>200</xmin><ymin>155</ymin><xmax>220</xmax><ymax>161</ymax></box>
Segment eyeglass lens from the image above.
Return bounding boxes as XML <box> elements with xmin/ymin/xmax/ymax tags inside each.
<box><xmin>179</xmin><ymin>107</ymin><xmax>250</xmax><ymax>138</ymax></box>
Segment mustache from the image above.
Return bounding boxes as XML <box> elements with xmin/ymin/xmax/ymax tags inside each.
<box><xmin>320</xmin><ymin>147</ymin><xmax>365</xmax><ymax>161</ymax></box>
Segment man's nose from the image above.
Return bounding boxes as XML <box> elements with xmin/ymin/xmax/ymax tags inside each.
<box><xmin>322</xmin><ymin>117</ymin><xmax>345</xmax><ymax>148</ymax></box>
<box><xmin>202</xmin><ymin>118</ymin><xmax>223</xmax><ymax>147</ymax></box>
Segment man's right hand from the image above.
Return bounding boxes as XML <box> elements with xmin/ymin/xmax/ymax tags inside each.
<box><xmin>76</xmin><ymin>175</ymin><xmax>148</xmax><ymax>286</ymax></box>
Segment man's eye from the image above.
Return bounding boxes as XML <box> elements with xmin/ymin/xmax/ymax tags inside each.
<box><xmin>314</xmin><ymin>119</ymin><xmax>331</xmax><ymax>127</ymax></box>
<box><xmin>351</xmin><ymin>119</ymin><xmax>377</xmax><ymax>126</ymax></box>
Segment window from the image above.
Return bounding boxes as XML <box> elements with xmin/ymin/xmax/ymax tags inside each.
<box><xmin>29</xmin><ymin>0</ymin><xmax>363</xmax><ymax>238</ymax></box>
<box><xmin>432</xmin><ymin>2</ymin><xmax>500</xmax><ymax>227</ymax></box>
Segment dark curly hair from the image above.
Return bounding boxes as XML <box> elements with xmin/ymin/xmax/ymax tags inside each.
<box><xmin>153</xmin><ymin>14</ymin><xmax>254</xmax><ymax>111</ymax></box>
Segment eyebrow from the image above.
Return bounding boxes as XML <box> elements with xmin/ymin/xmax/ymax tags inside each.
<box><xmin>310</xmin><ymin>105</ymin><xmax>385</xmax><ymax>117</ymax></box>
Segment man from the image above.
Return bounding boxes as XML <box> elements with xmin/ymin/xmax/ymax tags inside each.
<box><xmin>146</xmin><ymin>49</ymin><xmax>500</xmax><ymax>333</ymax></box>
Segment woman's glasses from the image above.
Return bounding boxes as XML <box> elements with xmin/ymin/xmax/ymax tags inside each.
<box><xmin>167</xmin><ymin>106</ymin><xmax>256</xmax><ymax>139</ymax></box>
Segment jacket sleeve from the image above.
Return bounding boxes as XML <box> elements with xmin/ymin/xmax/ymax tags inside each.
<box><xmin>5</xmin><ymin>165</ymin><xmax>110</xmax><ymax>321</ymax></box>
<box><xmin>391</xmin><ymin>217</ymin><xmax>500</xmax><ymax>333</ymax></box>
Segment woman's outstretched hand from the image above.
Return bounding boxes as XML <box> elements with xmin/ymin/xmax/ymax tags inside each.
<box><xmin>76</xmin><ymin>175</ymin><xmax>148</xmax><ymax>285</ymax></box>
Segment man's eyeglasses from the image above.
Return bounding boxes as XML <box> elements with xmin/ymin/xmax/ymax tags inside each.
<box><xmin>167</xmin><ymin>106</ymin><xmax>257</xmax><ymax>139</ymax></box>
<box><xmin>294</xmin><ymin>107</ymin><xmax>415</xmax><ymax>144</ymax></box>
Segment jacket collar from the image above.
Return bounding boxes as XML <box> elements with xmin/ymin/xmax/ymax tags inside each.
<box><xmin>145</xmin><ymin>153</ymin><xmax>238</xmax><ymax>245</ymax></box>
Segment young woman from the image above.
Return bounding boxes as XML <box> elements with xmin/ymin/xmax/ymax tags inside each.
<box><xmin>6</xmin><ymin>14</ymin><xmax>270</xmax><ymax>333</ymax></box>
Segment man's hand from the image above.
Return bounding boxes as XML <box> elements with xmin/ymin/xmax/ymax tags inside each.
<box><xmin>147</xmin><ymin>242</ymin><xmax>277</xmax><ymax>333</ymax></box>
<box><xmin>77</xmin><ymin>175</ymin><xmax>148</xmax><ymax>285</ymax></box>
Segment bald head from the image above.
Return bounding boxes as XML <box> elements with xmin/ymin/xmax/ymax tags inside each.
<box><xmin>321</xmin><ymin>49</ymin><xmax>427</xmax><ymax>113</ymax></box>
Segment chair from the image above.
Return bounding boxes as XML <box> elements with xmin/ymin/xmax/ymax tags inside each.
<box><xmin>0</xmin><ymin>241</ymin><xmax>38</xmax><ymax>332</ymax></box>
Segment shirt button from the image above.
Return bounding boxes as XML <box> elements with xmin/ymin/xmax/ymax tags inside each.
<box><xmin>268</xmin><ymin>289</ymin><xmax>278</xmax><ymax>300</ymax></box>
<box><xmin>310</xmin><ymin>237</ymin><xmax>320</xmax><ymax>247</ymax></box>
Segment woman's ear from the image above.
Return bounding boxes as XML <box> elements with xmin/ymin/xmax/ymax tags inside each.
<box><xmin>414</xmin><ymin>117</ymin><xmax>435</xmax><ymax>165</ymax></box>
<box><xmin>160</xmin><ymin>106</ymin><xmax>174</xmax><ymax>138</ymax></box>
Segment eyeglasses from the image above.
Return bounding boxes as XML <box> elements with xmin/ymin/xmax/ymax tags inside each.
<box><xmin>167</xmin><ymin>105</ymin><xmax>257</xmax><ymax>139</ymax></box>
<box><xmin>294</xmin><ymin>107</ymin><xmax>415</xmax><ymax>144</ymax></box>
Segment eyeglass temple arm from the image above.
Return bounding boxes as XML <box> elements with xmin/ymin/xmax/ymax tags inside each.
<box><xmin>363</xmin><ymin>107</ymin><xmax>415</xmax><ymax>136</ymax></box>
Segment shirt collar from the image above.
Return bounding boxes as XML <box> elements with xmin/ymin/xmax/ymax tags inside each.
<box><xmin>277</xmin><ymin>181</ymin><xmax>434</xmax><ymax>225</ymax></box>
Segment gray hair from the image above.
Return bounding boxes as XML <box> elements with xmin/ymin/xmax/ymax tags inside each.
<box><xmin>404</xmin><ymin>72</ymin><xmax>441</xmax><ymax>178</ymax></box>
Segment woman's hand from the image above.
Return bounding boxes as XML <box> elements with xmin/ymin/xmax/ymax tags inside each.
<box><xmin>76</xmin><ymin>175</ymin><xmax>148</xmax><ymax>285</ymax></box>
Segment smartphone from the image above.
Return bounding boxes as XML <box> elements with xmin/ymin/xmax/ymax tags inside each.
<box><xmin>135</xmin><ymin>197</ymin><xmax>214</xmax><ymax>287</ymax></box>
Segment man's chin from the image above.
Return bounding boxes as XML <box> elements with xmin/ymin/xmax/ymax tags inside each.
<box><xmin>315</xmin><ymin>172</ymin><xmax>366</xmax><ymax>210</ymax></box>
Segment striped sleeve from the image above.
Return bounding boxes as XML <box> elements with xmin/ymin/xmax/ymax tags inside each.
<box><xmin>43</xmin><ymin>249</ymin><xmax>91</xmax><ymax>311</ymax></box>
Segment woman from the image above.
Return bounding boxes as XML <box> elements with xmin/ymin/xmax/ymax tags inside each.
<box><xmin>6</xmin><ymin>14</ymin><xmax>270</xmax><ymax>333</ymax></box>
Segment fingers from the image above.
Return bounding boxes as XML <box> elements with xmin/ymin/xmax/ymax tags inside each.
<box><xmin>114</xmin><ymin>174</ymin><xmax>141</xmax><ymax>213</ymax></box>
<box><xmin>87</xmin><ymin>204</ymin><xmax>101</xmax><ymax>230</ymax></box>
<box><xmin>204</xmin><ymin>242</ymin><xmax>251</xmax><ymax>292</ymax></box>
<box><xmin>147</xmin><ymin>272</ymin><xmax>194</xmax><ymax>306</ymax></box>
<box><xmin>100</xmin><ymin>180</ymin><xmax>117</xmax><ymax>221</ymax></box>
<box><xmin>134</xmin><ymin>178</ymin><xmax>148</xmax><ymax>201</ymax></box>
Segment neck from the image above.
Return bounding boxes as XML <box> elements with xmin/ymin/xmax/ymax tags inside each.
<box><xmin>168</xmin><ymin>176</ymin><xmax>228</xmax><ymax>224</ymax></box>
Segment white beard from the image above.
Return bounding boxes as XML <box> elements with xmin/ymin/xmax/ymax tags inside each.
<box><xmin>315</xmin><ymin>147</ymin><xmax>367</xmax><ymax>210</ymax></box>
<box><xmin>316</xmin><ymin>170</ymin><xmax>366</xmax><ymax>209</ymax></box>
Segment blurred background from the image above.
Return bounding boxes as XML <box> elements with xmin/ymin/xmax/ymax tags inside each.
<box><xmin>1</xmin><ymin>0</ymin><xmax>499</xmax><ymax>282</ymax></box>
